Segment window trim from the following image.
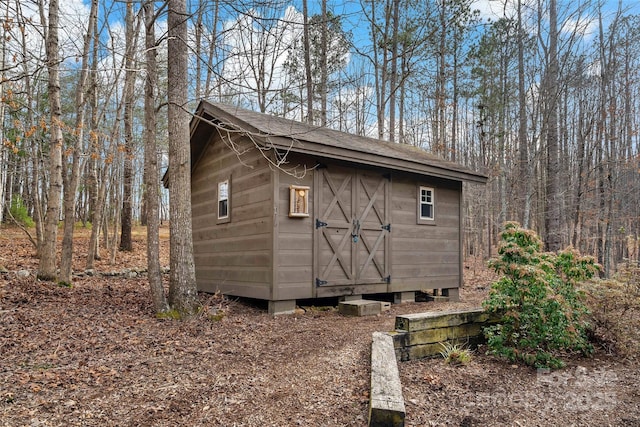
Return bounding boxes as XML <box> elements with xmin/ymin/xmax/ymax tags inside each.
<box><xmin>418</xmin><ymin>185</ymin><xmax>436</xmax><ymax>225</ymax></box>
<box><xmin>289</xmin><ymin>185</ymin><xmax>310</xmax><ymax>217</ymax></box>
<box><xmin>217</xmin><ymin>178</ymin><xmax>231</xmax><ymax>224</ymax></box>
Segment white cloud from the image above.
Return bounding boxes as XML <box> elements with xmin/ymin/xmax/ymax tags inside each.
<box><xmin>4</xmin><ymin>0</ymin><xmax>92</xmax><ymax>79</ymax></box>
<box><xmin>561</xmin><ymin>16</ymin><xmax>597</xmax><ymax>39</ymax></box>
<box><xmin>471</xmin><ymin>0</ymin><xmax>518</xmax><ymax>21</ymax></box>
<box><xmin>219</xmin><ymin>6</ymin><xmax>304</xmax><ymax>111</ymax></box>
<box><xmin>59</xmin><ymin>0</ymin><xmax>93</xmax><ymax>55</ymax></box>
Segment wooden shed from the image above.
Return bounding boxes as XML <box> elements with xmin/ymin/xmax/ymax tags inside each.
<box><xmin>185</xmin><ymin>101</ymin><xmax>487</xmax><ymax>314</ymax></box>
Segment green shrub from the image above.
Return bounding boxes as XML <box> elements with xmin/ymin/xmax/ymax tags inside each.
<box><xmin>9</xmin><ymin>196</ymin><xmax>35</xmax><ymax>228</ymax></box>
<box><xmin>482</xmin><ymin>222</ymin><xmax>599</xmax><ymax>369</ymax></box>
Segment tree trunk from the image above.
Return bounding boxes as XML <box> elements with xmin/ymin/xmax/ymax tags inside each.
<box><xmin>451</xmin><ymin>28</ymin><xmax>459</xmax><ymax>162</ymax></box>
<box><xmin>18</xmin><ymin>4</ymin><xmax>45</xmax><ymax>252</ymax></box>
<box><xmin>319</xmin><ymin>0</ymin><xmax>328</xmax><ymax>127</ymax></box>
<box><xmin>120</xmin><ymin>0</ymin><xmax>139</xmax><ymax>252</ymax></box>
<box><xmin>388</xmin><ymin>0</ymin><xmax>399</xmax><ymax>142</ymax></box>
<box><xmin>38</xmin><ymin>0</ymin><xmax>64</xmax><ymax>281</ymax></box>
<box><xmin>28</xmin><ymin>140</ymin><xmax>44</xmax><ymax>255</ymax></box>
<box><xmin>302</xmin><ymin>0</ymin><xmax>314</xmax><ymax>124</ymax></box>
<box><xmin>167</xmin><ymin>0</ymin><xmax>198</xmax><ymax>316</ymax></box>
<box><xmin>595</xmin><ymin>6</ymin><xmax>617</xmax><ymax>275</ymax></box>
<box><xmin>87</xmin><ymin>111</ymin><xmax>125</xmax><ymax>269</ymax></box>
<box><xmin>0</xmin><ymin>2</ymin><xmax>6</xmax><ymax>225</ymax></box>
<box><xmin>204</xmin><ymin>1</ymin><xmax>220</xmax><ymax>97</ymax></box>
<box><xmin>87</xmin><ymin>11</ymin><xmax>100</xmax><ymax>228</ymax></box>
<box><xmin>86</xmin><ymin>177</ymin><xmax>107</xmax><ymax>269</ymax></box>
<box><xmin>517</xmin><ymin>0</ymin><xmax>532</xmax><ymax>228</ymax></box>
<box><xmin>399</xmin><ymin>53</ymin><xmax>406</xmax><ymax>143</ymax></box>
<box><xmin>143</xmin><ymin>0</ymin><xmax>168</xmax><ymax>313</ymax></box>
<box><xmin>436</xmin><ymin>0</ymin><xmax>447</xmax><ymax>158</ymax></box>
<box><xmin>498</xmin><ymin>46</ymin><xmax>507</xmax><ymax>230</ymax></box>
<box><xmin>109</xmin><ymin>164</ymin><xmax>122</xmax><ymax>265</ymax></box>
<box><xmin>543</xmin><ymin>0</ymin><xmax>561</xmax><ymax>252</ymax></box>
<box><xmin>370</xmin><ymin>0</ymin><xmax>391</xmax><ymax>140</ymax></box>
<box><xmin>571</xmin><ymin>100</ymin><xmax>589</xmax><ymax>249</ymax></box>
<box><xmin>194</xmin><ymin>2</ymin><xmax>203</xmax><ymax>99</ymax></box>
<box><xmin>59</xmin><ymin>0</ymin><xmax>98</xmax><ymax>284</ymax></box>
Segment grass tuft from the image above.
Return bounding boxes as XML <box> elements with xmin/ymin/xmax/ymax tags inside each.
<box><xmin>439</xmin><ymin>342</ymin><xmax>473</xmax><ymax>365</ymax></box>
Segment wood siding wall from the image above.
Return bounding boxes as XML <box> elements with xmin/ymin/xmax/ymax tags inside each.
<box><xmin>191</xmin><ymin>133</ymin><xmax>274</xmax><ymax>299</ymax></box>
<box><xmin>191</xmin><ymin>136</ymin><xmax>463</xmax><ymax>302</ymax></box>
<box><xmin>273</xmin><ymin>156</ymin><xmax>315</xmax><ymax>300</ymax></box>
<box><xmin>390</xmin><ymin>176</ymin><xmax>462</xmax><ymax>291</ymax></box>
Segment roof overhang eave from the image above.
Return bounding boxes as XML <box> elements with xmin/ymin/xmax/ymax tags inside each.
<box><xmin>265</xmin><ymin>136</ymin><xmax>488</xmax><ymax>184</ymax></box>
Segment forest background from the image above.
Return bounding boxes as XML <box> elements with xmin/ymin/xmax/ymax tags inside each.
<box><xmin>1</xmin><ymin>0</ymin><xmax>639</xmax><ymax>313</ymax></box>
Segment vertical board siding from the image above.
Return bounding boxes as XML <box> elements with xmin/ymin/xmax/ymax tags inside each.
<box><xmin>390</xmin><ymin>176</ymin><xmax>461</xmax><ymax>291</ymax></box>
<box><xmin>314</xmin><ymin>166</ymin><xmax>355</xmax><ymax>287</ymax></box>
<box><xmin>191</xmin><ymin>133</ymin><xmax>274</xmax><ymax>299</ymax></box>
<box><xmin>312</xmin><ymin>165</ymin><xmax>391</xmax><ymax>293</ymax></box>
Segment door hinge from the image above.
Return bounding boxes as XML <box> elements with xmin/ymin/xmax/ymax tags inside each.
<box><xmin>382</xmin><ymin>224</ymin><xmax>391</xmax><ymax>232</ymax></box>
<box><xmin>383</xmin><ymin>275</ymin><xmax>391</xmax><ymax>284</ymax></box>
<box><xmin>316</xmin><ymin>219</ymin><xmax>328</xmax><ymax>229</ymax></box>
<box><xmin>316</xmin><ymin>278</ymin><xmax>328</xmax><ymax>287</ymax></box>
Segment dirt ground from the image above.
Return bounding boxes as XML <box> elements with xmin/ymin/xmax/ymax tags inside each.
<box><xmin>0</xmin><ymin>226</ymin><xmax>639</xmax><ymax>426</ymax></box>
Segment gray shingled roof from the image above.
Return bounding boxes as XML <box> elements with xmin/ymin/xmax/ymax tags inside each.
<box><xmin>191</xmin><ymin>100</ymin><xmax>487</xmax><ymax>184</ymax></box>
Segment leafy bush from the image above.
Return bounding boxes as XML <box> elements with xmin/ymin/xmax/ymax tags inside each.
<box><xmin>9</xmin><ymin>195</ymin><xmax>35</xmax><ymax>228</ymax></box>
<box><xmin>483</xmin><ymin>222</ymin><xmax>599</xmax><ymax>368</ymax></box>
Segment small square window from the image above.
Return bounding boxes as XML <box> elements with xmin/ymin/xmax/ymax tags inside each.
<box><xmin>218</xmin><ymin>180</ymin><xmax>229</xmax><ymax>220</ymax></box>
<box><xmin>419</xmin><ymin>186</ymin><xmax>434</xmax><ymax>222</ymax></box>
<box><xmin>289</xmin><ymin>185</ymin><xmax>310</xmax><ymax>217</ymax></box>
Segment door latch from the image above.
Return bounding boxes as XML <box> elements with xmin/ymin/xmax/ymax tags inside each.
<box><xmin>352</xmin><ymin>218</ymin><xmax>361</xmax><ymax>243</ymax></box>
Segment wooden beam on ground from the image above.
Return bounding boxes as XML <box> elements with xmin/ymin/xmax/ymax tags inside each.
<box><xmin>369</xmin><ymin>332</ymin><xmax>405</xmax><ymax>427</ymax></box>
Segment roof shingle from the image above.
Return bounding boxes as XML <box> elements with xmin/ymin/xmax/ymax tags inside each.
<box><xmin>191</xmin><ymin>100</ymin><xmax>487</xmax><ymax>184</ymax></box>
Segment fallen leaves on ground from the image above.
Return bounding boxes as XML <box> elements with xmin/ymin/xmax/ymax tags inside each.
<box><xmin>1</xmin><ymin>226</ymin><xmax>639</xmax><ymax>426</ymax></box>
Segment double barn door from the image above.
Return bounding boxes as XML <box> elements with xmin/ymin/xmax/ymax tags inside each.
<box><xmin>313</xmin><ymin>166</ymin><xmax>390</xmax><ymax>291</ymax></box>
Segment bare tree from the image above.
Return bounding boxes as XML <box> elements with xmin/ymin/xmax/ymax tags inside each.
<box><xmin>434</xmin><ymin>0</ymin><xmax>447</xmax><ymax>157</ymax></box>
<box><xmin>302</xmin><ymin>0</ymin><xmax>313</xmax><ymax>123</ymax></box>
<box><xmin>367</xmin><ymin>0</ymin><xmax>391</xmax><ymax>140</ymax></box>
<box><xmin>37</xmin><ymin>0</ymin><xmax>64</xmax><ymax>281</ymax></box>
<box><xmin>283</xmin><ymin>8</ymin><xmax>349</xmax><ymax>123</ymax></box>
<box><xmin>167</xmin><ymin>0</ymin><xmax>198</xmax><ymax>316</ymax></box>
<box><xmin>203</xmin><ymin>0</ymin><xmax>220</xmax><ymax>97</ymax></box>
<box><xmin>319</xmin><ymin>0</ymin><xmax>328</xmax><ymax>126</ymax></box>
<box><xmin>517</xmin><ymin>0</ymin><xmax>532</xmax><ymax>228</ymax></box>
<box><xmin>120</xmin><ymin>0</ymin><xmax>141</xmax><ymax>252</ymax></box>
<box><xmin>220</xmin><ymin>3</ymin><xmax>296</xmax><ymax>113</ymax></box>
<box><xmin>5</xmin><ymin>0</ymin><xmax>640</xmax><ymax>309</ymax></box>
<box><xmin>388</xmin><ymin>0</ymin><xmax>399</xmax><ymax>142</ymax></box>
<box><xmin>144</xmin><ymin>0</ymin><xmax>168</xmax><ymax>313</ymax></box>
<box><xmin>542</xmin><ymin>0</ymin><xmax>561</xmax><ymax>252</ymax></box>
<box><xmin>59</xmin><ymin>0</ymin><xmax>98</xmax><ymax>284</ymax></box>
<box><xmin>0</xmin><ymin>1</ymin><xmax>8</xmax><ymax>225</ymax></box>
<box><xmin>85</xmin><ymin>12</ymin><xmax>134</xmax><ymax>269</ymax></box>
<box><xmin>85</xmin><ymin>11</ymin><xmax>100</xmax><ymax>239</ymax></box>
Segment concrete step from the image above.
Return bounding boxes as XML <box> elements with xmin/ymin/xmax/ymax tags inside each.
<box><xmin>338</xmin><ymin>299</ymin><xmax>390</xmax><ymax>316</ymax></box>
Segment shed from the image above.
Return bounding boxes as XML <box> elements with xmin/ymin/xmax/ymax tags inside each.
<box><xmin>184</xmin><ymin>101</ymin><xmax>487</xmax><ymax>314</ymax></box>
